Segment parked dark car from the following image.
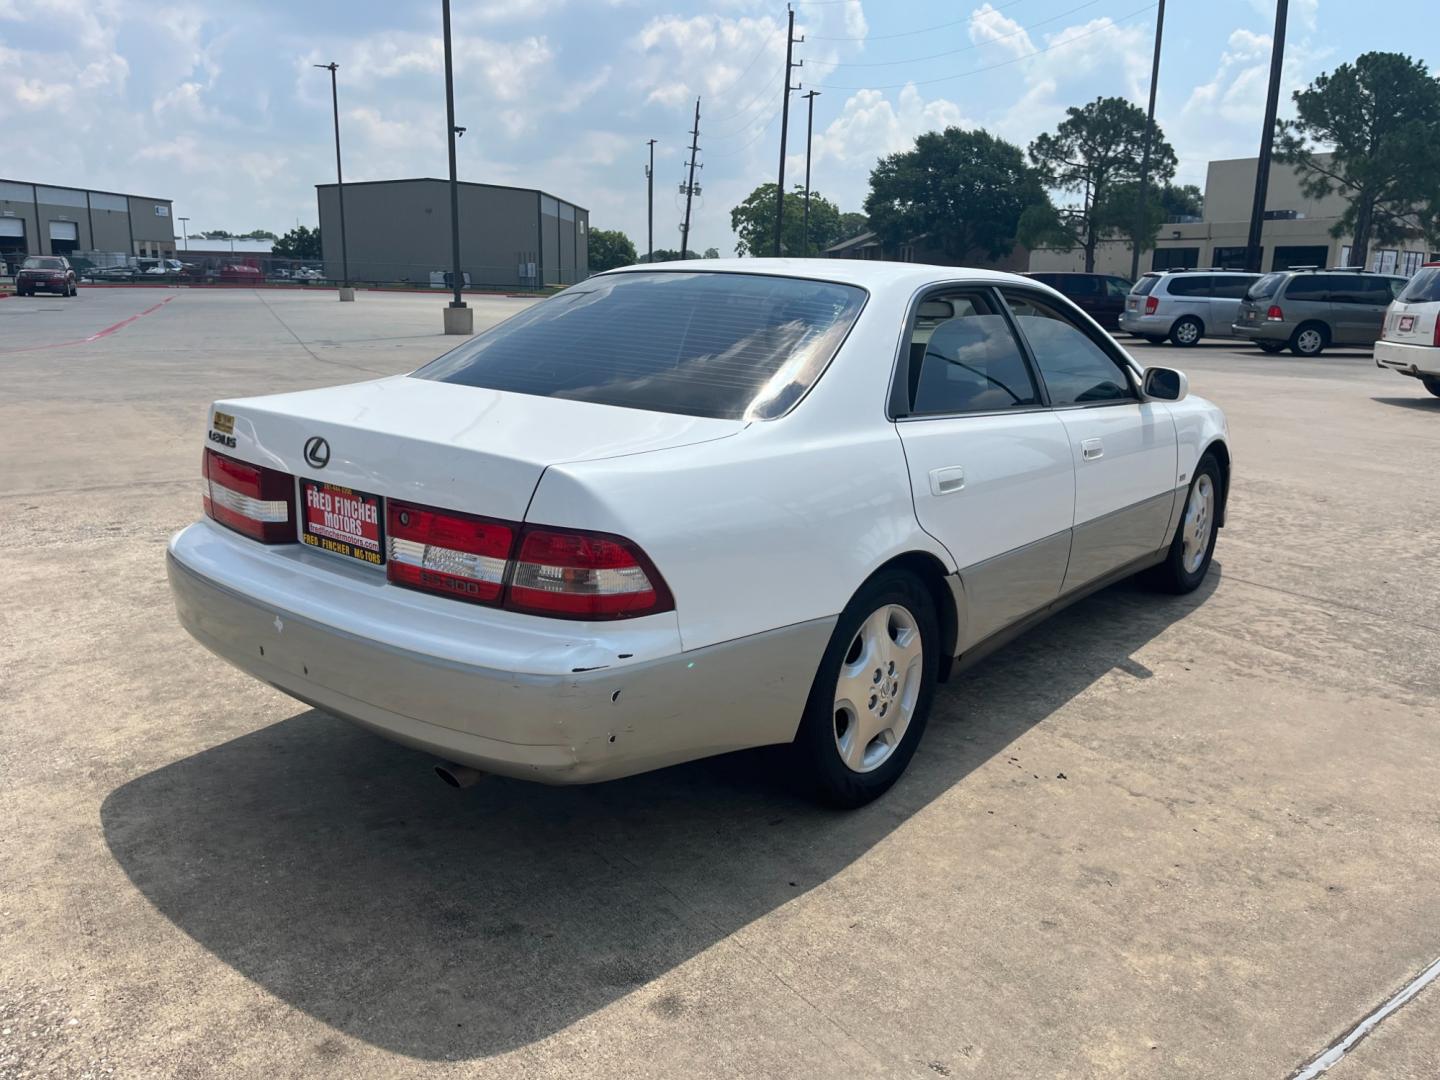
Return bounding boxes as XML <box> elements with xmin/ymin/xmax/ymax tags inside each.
<box><xmin>1023</xmin><ymin>271</ymin><xmax>1132</xmax><ymax>328</ymax></box>
<box><xmin>16</xmin><ymin>255</ymin><xmax>78</xmax><ymax>297</ymax></box>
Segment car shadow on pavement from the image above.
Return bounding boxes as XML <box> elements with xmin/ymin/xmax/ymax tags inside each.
<box><xmin>1370</xmin><ymin>395</ymin><xmax>1440</xmax><ymax>412</ymax></box>
<box><xmin>100</xmin><ymin>566</ymin><xmax>1221</xmax><ymax>1061</ymax></box>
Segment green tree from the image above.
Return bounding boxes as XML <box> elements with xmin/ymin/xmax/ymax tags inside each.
<box><xmin>729</xmin><ymin>183</ymin><xmax>845</xmax><ymax>256</ymax></box>
<box><xmin>272</xmin><ymin>225</ymin><xmax>322</xmax><ymax>260</ymax></box>
<box><xmin>1025</xmin><ymin>97</ymin><xmax>1177</xmax><ymax>272</ymax></box>
<box><xmin>200</xmin><ymin>229</ymin><xmax>233</xmax><ymax>240</ymax></box>
<box><xmin>866</xmin><ymin>126</ymin><xmax>1047</xmax><ymax>262</ymax></box>
<box><xmin>1081</xmin><ymin>180</ymin><xmax>1205</xmax><ymax>259</ymax></box>
<box><xmin>836</xmin><ymin>211</ymin><xmax>869</xmax><ymax>241</ymax></box>
<box><xmin>703</xmin><ymin>247</ymin><xmax>720</xmax><ymax>259</ymax></box>
<box><xmin>645</xmin><ymin>248</ymin><xmax>700</xmax><ymax>262</ymax></box>
<box><xmin>241</xmin><ymin>229</ymin><xmax>279</xmax><ymax>241</ymax></box>
<box><xmin>1277</xmin><ymin>51</ymin><xmax>1440</xmax><ymax>269</ymax></box>
<box><xmin>588</xmin><ymin>228</ymin><xmax>638</xmax><ymax>272</ymax></box>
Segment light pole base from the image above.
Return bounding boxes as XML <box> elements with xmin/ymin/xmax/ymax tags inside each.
<box><xmin>443</xmin><ymin>304</ymin><xmax>473</xmax><ymax>335</ymax></box>
<box><xmin>338</xmin><ymin>287</ymin><xmax>356</xmax><ymax>302</ymax></box>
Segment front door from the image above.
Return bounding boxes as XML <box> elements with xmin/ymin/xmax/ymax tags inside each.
<box><xmin>1000</xmin><ymin>288</ymin><xmax>1179</xmax><ymax>591</ymax></box>
<box><xmin>893</xmin><ymin>288</ymin><xmax>1075</xmax><ymax>650</ymax></box>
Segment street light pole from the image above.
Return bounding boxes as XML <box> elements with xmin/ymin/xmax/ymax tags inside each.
<box><xmin>441</xmin><ymin>0</ymin><xmax>471</xmax><ymax>333</ymax></box>
<box><xmin>645</xmin><ymin>139</ymin><xmax>656</xmax><ymax>263</ymax></box>
<box><xmin>802</xmin><ymin>90</ymin><xmax>819</xmax><ymax>257</ymax></box>
<box><xmin>1130</xmin><ymin>0</ymin><xmax>1165</xmax><ymax>282</ymax></box>
<box><xmin>178</xmin><ymin>217</ymin><xmax>189</xmax><ymax>252</ymax></box>
<box><xmin>313</xmin><ymin>62</ymin><xmax>353</xmax><ymax>301</ymax></box>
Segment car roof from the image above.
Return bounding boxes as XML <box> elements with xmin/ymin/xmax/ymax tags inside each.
<box><xmin>603</xmin><ymin>257</ymin><xmax>1037</xmax><ymax>292</ymax></box>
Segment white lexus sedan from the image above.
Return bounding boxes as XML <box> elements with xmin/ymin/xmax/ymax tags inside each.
<box><xmin>168</xmin><ymin>260</ymin><xmax>1230</xmax><ymax>807</ymax></box>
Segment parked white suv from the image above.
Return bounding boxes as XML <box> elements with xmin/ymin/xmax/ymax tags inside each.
<box><xmin>1121</xmin><ymin>269</ymin><xmax>1262</xmax><ymax>347</ymax></box>
<box><xmin>1376</xmin><ymin>263</ymin><xmax>1440</xmax><ymax>396</ymax></box>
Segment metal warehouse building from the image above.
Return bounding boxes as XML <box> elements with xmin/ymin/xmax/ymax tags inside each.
<box><xmin>317</xmin><ymin>178</ymin><xmax>589</xmax><ymax>290</ymax></box>
<box><xmin>0</xmin><ymin>178</ymin><xmax>175</xmax><ymax>264</ymax></box>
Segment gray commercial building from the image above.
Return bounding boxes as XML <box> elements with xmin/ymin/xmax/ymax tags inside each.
<box><xmin>0</xmin><ymin>178</ymin><xmax>175</xmax><ymax>264</ymax></box>
<box><xmin>316</xmin><ymin>178</ymin><xmax>589</xmax><ymax>290</ymax></box>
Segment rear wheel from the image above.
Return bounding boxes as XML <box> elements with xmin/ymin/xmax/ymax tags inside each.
<box><xmin>1290</xmin><ymin>322</ymin><xmax>1328</xmax><ymax>357</ymax></box>
<box><xmin>1422</xmin><ymin>376</ymin><xmax>1440</xmax><ymax>398</ymax></box>
<box><xmin>794</xmin><ymin>569</ymin><xmax>938</xmax><ymax>808</ymax></box>
<box><xmin>1147</xmin><ymin>453</ymin><xmax>1221</xmax><ymax>595</ymax></box>
<box><xmin>1170</xmin><ymin>316</ymin><xmax>1203</xmax><ymax>347</ymax></box>
<box><xmin>1257</xmin><ymin>341</ymin><xmax>1286</xmax><ymax>354</ymax></box>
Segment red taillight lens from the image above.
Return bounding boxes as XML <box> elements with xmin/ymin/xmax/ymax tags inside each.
<box><xmin>1266</xmin><ymin>305</ymin><xmax>1284</xmax><ymax>321</ymax></box>
<box><xmin>1433</xmin><ymin>317</ymin><xmax>1440</xmax><ymax>348</ymax></box>
<box><xmin>203</xmin><ymin>449</ymin><xmax>295</xmax><ymax>543</ymax></box>
<box><xmin>386</xmin><ymin>500</ymin><xmax>515</xmax><ymax>604</ymax></box>
<box><xmin>1145</xmin><ymin>295</ymin><xmax>1158</xmax><ymax>315</ymax></box>
<box><xmin>506</xmin><ymin>526</ymin><xmax>673</xmax><ymax>619</ymax></box>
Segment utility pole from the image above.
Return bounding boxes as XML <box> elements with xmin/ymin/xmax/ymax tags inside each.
<box><xmin>773</xmin><ymin>5</ymin><xmax>802</xmax><ymax>257</ymax></box>
<box><xmin>680</xmin><ymin>98</ymin><xmax>702</xmax><ymax>259</ymax></box>
<box><xmin>441</xmin><ymin>0</ymin><xmax>471</xmax><ymax>333</ymax></box>
<box><xmin>1130</xmin><ymin>0</ymin><xmax>1165</xmax><ymax>281</ymax></box>
<box><xmin>1244</xmin><ymin>0</ymin><xmax>1288</xmax><ymax>274</ymax></box>
<box><xmin>645</xmin><ymin>139</ymin><xmax>656</xmax><ymax>263</ymax></box>
<box><xmin>802</xmin><ymin>89</ymin><xmax>819</xmax><ymax>257</ymax></box>
<box><xmin>313</xmin><ymin>61</ymin><xmax>353</xmax><ymax>300</ymax></box>
<box><xmin>178</xmin><ymin>217</ymin><xmax>189</xmax><ymax>252</ymax></box>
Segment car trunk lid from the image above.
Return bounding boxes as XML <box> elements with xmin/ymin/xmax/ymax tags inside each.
<box><xmin>212</xmin><ymin>375</ymin><xmax>744</xmax><ymax>523</ymax></box>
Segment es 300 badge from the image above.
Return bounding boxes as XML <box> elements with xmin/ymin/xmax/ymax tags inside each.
<box><xmin>209</xmin><ymin>410</ymin><xmax>237</xmax><ymax>448</ymax></box>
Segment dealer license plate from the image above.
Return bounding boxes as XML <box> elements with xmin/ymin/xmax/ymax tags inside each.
<box><xmin>300</xmin><ymin>480</ymin><xmax>385</xmax><ymax>566</ymax></box>
<box><xmin>1400</xmin><ymin>314</ymin><xmax>1416</xmax><ymax>332</ymax></box>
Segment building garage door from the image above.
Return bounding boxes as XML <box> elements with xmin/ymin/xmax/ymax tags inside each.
<box><xmin>49</xmin><ymin>220</ymin><xmax>79</xmax><ymax>255</ymax></box>
<box><xmin>0</xmin><ymin>216</ymin><xmax>25</xmax><ymax>271</ymax></box>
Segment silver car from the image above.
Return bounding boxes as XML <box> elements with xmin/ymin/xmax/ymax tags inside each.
<box><xmin>1120</xmin><ymin>270</ymin><xmax>1262</xmax><ymax>347</ymax></box>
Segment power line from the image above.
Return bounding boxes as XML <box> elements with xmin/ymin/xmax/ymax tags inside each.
<box><xmin>807</xmin><ymin>0</ymin><xmax>1029</xmax><ymax>41</ymax></box>
<box><xmin>806</xmin><ymin>0</ymin><xmax>1101</xmax><ymax>69</ymax></box>
<box><xmin>702</xmin><ymin>102</ymin><xmax>785</xmax><ymax>158</ymax></box>
<box><xmin>812</xmin><ymin>3</ymin><xmax>1158</xmax><ymax>91</ymax></box>
<box><xmin>706</xmin><ymin>80</ymin><xmax>786</xmax><ymax>140</ymax></box>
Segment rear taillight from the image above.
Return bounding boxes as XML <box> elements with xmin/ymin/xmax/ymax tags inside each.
<box><xmin>203</xmin><ymin>449</ymin><xmax>295</xmax><ymax>543</ymax></box>
<box><xmin>1145</xmin><ymin>296</ymin><xmax>1158</xmax><ymax>315</ymax></box>
<box><xmin>1266</xmin><ymin>305</ymin><xmax>1284</xmax><ymax>321</ymax></box>
<box><xmin>386</xmin><ymin>500</ymin><xmax>514</xmax><ymax>604</ymax></box>
<box><xmin>1433</xmin><ymin>318</ymin><xmax>1440</xmax><ymax>348</ymax></box>
<box><xmin>507</xmin><ymin>527</ymin><xmax>672</xmax><ymax>619</ymax></box>
<box><xmin>383</xmin><ymin>499</ymin><xmax>673</xmax><ymax>619</ymax></box>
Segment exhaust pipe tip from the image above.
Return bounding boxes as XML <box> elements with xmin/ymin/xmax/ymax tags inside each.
<box><xmin>434</xmin><ymin>762</ymin><xmax>486</xmax><ymax>789</ymax></box>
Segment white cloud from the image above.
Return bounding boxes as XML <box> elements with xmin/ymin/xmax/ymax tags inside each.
<box><xmin>968</xmin><ymin>3</ymin><xmax>1037</xmax><ymax>60</ymax></box>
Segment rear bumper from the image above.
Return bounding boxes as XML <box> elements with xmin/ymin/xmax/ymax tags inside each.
<box><xmin>1230</xmin><ymin>321</ymin><xmax>1290</xmax><ymax>343</ymax></box>
<box><xmin>17</xmin><ymin>278</ymin><xmax>68</xmax><ymax>292</ymax></box>
<box><xmin>1375</xmin><ymin>340</ymin><xmax>1440</xmax><ymax>377</ymax></box>
<box><xmin>167</xmin><ymin>523</ymin><xmax>832</xmax><ymax>783</ymax></box>
<box><xmin>1119</xmin><ymin>312</ymin><xmax>1169</xmax><ymax>335</ymax></box>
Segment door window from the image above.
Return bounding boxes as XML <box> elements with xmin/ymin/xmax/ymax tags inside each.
<box><xmin>1210</xmin><ymin>275</ymin><xmax>1259</xmax><ymax>300</ymax></box>
<box><xmin>902</xmin><ymin>292</ymin><xmax>1041</xmax><ymax>416</ymax></box>
<box><xmin>1104</xmin><ymin>277</ymin><xmax>1132</xmax><ymax>298</ymax></box>
<box><xmin>1325</xmin><ymin>275</ymin><xmax>1383</xmax><ymax>305</ymax></box>
<box><xmin>1280</xmin><ymin>276</ymin><xmax>1330</xmax><ymax>301</ymax></box>
<box><xmin>1001</xmin><ymin>290</ymin><xmax>1137</xmax><ymax>407</ymax></box>
<box><xmin>1164</xmin><ymin>275</ymin><xmax>1212</xmax><ymax>297</ymax></box>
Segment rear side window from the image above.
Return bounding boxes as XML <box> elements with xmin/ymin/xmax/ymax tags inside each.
<box><xmin>1132</xmin><ymin>275</ymin><xmax>1161</xmax><ymax>296</ymax></box>
<box><xmin>1210</xmin><ymin>275</ymin><xmax>1258</xmax><ymax>300</ymax></box>
<box><xmin>904</xmin><ymin>292</ymin><xmax>1040</xmax><ymax>416</ymax></box>
<box><xmin>1165</xmin><ymin>275</ymin><xmax>1212</xmax><ymax>297</ymax></box>
<box><xmin>1104</xmin><ymin>277</ymin><xmax>1132</xmax><ymax>298</ymax></box>
<box><xmin>1399</xmin><ymin>269</ymin><xmax>1440</xmax><ymax>303</ymax></box>
<box><xmin>1002</xmin><ymin>290</ymin><xmax>1136</xmax><ymax>407</ymax></box>
<box><xmin>1247</xmin><ymin>273</ymin><xmax>1286</xmax><ymax>300</ymax></box>
<box><xmin>1058</xmin><ymin>275</ymin><xmax>1099</xmax><ymax>297</ymax></box>
<box><xmin>1282</xmin><ymin>276</ymin><xmax>1330</xmax><ymax>300</ymax></box>
<box><xmin>415</xmin><ymin>271</ymin><xmax>867</xmax><ymax>420</ymax></box>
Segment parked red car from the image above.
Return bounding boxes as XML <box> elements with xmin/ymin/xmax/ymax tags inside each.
<box><xmin>216</xmin><ymin>263</ymin><xmax>264</xmax><ymax>285</ymax></box>
<box><xmin>16</xmin><ymin>255</ymin><xmax>78</xmax><ymax>297</ymax></box>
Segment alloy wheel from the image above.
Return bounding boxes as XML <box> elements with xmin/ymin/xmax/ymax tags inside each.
<box><xmin>833</xmin><ymin>604</ymin><xmax>924</xmax><ymax>773</ymax></box>
<box><xmin>1181</xmin><ymin>474</ymin><xmax>1215</xmax><ymax>573</ymax></box>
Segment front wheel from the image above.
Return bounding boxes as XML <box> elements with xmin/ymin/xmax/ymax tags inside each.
<box><xmin>794</xmin><ymin>570</ymin><xmax>939</xmax><ymax>808</ymax></box>
<box><xmin>1422</xmin><ymin>376</ymin><xmax>1440</xmax><ymax>398</ymax></box>
<box><xmin>1147</xmin><ymin>453</ymin><xmax>1221</xmax><ymax>594</ymax></box>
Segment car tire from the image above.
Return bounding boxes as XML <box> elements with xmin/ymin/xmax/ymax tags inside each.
<box><xmin>793</xmin><ymin>568</ymin><xmax>939</xmax><ymax>808</ymax></box>
<box><xmin>1290</xmin><ymin>322</ymin><xmax>1328</xmax><ymax>357</ymax></box>
<box><xmin>1169</xmin><ymin>316</ymin><xmax>1203</xmax><ymax>347</ymax></box>
<box><xmin>1422</xmin><ymin>376</ymin><xmax>1440</xmax><ymax>398</ymax></box>
<box><xmin>1257</xmin><ymin>341</ymin><xmax>1286</xmax><ymax>354</ymax></box>
<box><xmin>1147</xmin><ymin>453</ymin><xmax>1221</xmax><ymax>595</ymax></box>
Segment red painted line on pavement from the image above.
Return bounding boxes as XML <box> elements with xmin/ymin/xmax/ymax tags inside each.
<box><xmin>0</xmin><ymin>294</ymin><xmax>176</xmax><ymax>354</ymax></box>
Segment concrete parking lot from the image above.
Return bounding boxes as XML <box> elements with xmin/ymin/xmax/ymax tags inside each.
<box><xmin>3</xmin><ymin>286</ymin><xmax>1439</xmax><ymax>1079</ymax></box>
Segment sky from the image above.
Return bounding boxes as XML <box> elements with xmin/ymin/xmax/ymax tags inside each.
<box><xmin>1</xmin><ymin>0</ymin><xmax>1436</xmax><ymax>255</ymax></box>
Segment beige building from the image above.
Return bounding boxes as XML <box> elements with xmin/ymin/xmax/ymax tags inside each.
<box><xmin>1029</xmin><ymin>155</ymin><xmax>1438</xmax><ymax>278</ymax></box>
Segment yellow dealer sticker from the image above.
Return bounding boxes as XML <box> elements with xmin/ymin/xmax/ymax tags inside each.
<box><xmin>211</xmin><ymin>411</ymin><xmax>235</xmax><ymax>435</ymax></box>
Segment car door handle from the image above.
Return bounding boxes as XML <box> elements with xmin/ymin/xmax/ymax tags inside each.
<box><xmin>1081</xmin><ymin>438</ymin><xmax>1104</xmax><ymax>461</ymax></box>
<box><xmin>928</xmin><ymin>465</ymin><xmax>966</xmax><ymax>495</ymax></box>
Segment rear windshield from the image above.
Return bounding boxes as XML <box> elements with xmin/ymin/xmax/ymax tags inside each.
<box><xmin>1132</xmin><ymin>275</ymin><xmax>1160</xmax><ymax>296</ymax></box>
<box><xmin>1399</xmin><ymin>267</ymin><xmax>1440</xmax><ymax>303</ymax></box>
<box><xmin>1247</xmin><ymin>273</ymin><xmax>1286</xmax><ymax>300</ymax></box>
<box><xmin>414</xmin><ymin>271</ymin><xmax>867</xmax><ymax>420</ymax></box>
<box><xmin>22</xmin><ymin>257</ymin><xmax>65</xmax><ymax>270</ymax></box>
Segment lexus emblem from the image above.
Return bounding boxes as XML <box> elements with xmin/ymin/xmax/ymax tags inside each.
<box><xmin>303</xmin><ymin>436</ymin><xmax>330</xmax><ymax>469</ymax></box>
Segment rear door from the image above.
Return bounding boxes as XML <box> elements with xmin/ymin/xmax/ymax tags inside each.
<box><xmin>1000</xmin><ymin>287</ymin><xmax>1178</xmax><ymax>592</ymax></box>
<box><xmin>893</xmin><ymin>288</ymin><xmax>1075</xmax><ymax>648</ymax></box>
<box><xmin>1162</xmin><ymin>274</ymin><xmax>1214</xmax><ymax>330</ymax></box>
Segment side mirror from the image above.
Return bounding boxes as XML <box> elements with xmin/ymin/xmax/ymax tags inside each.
<box><xmin>1142</xmin><ymin>366</ymin><xmax>1188</xmax><ymax>401</ymax></box>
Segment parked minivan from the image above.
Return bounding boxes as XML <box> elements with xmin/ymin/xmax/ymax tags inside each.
<box><xmin>1120</xmin><ymin>269</ymin><xmax>1262</xmax><ymax>346</ymax></box>
<box><xmin>1232</xmin><ymin>269</ymin><xmax>1406</xmax><ymax>357</ymax></box>
<box><xmin>1023</xmin><ymin>271</ymin><xmax>1132</xmax><ymax>329</ymax></box>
